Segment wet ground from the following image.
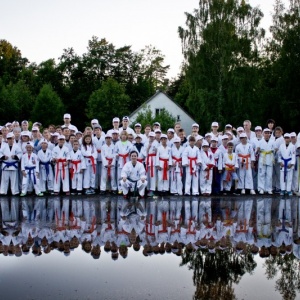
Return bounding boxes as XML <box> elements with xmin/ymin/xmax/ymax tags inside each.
<box><xmin>1</xmin><ymin>194</ymin><xmax>300</xmax><ymax>300</ymax></box>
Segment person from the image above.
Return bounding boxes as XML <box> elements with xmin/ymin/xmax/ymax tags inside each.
<box><xmin>100</xmin><ymin>134</ymin><xmax>117</xmax><ymax>194</ymax></box>
<box><xmin>0</xmin><ymin>132</ymin><xmax>22</xmax><ymax>195</ymax></box>
<box><xmin>243</xmin><ymin>120</ymin><xmax>256</xmax><ymax>141</ymax></box>
<box><xmin>273</xmin><ymin>126</ymin><xmax>285</xmax><ymax>193</ymax></box>
<box><xmin>115</xmin><ymin>131</ymin><xmax>133</xmax><ymax>194</ymax></box>
<box><xmin>211</xmin><ymin>122</ymin><xmax>222</xmax><ymax>145</ymax></box>
<box><xmin>155</xmin><ymin>134</ymin><xmax>172</xmax><ymax>195</ymax></box>
<box><xmin>210</xmin><ymin>137</ymin><xmax>223</xmax><ymax>194</ymax></box>
<box><xmin>266</xmin><ymin>119</ymin><xmax>276</xmax><ymax>138</ymax></box>
<box><xmin>132</xmin><ymin>135</ymin><xmax>146</xmax><ymax>164</ymax></box>
<box><xmin>200</xmin><ymin>140</ymin><xmax>215</xmax><ymax>196</ymax></box>
<box><xmin>145</xmin><ymin>132</ymin><xmax>158</xmax><ymax>196</ymax></box>
<box><xmin>31</xmin><ymin>126</ymin><xmax>41</xmax><ymax>154</ymax></box>
<box><xmin>51</xmin><ymin>135</ymin><xmax>71</xmax><ymax>195</ymax></box>
<box><xmin>120</xmin><ymin>151</ymin><xmax>147</xmax><ymax>198</ymax></box>
<box><xmin>134</xmin><ymin>123</ymin><xmax>147</xmax><ymax>144</ymax></box>
<box><xmin>222</xmin><ymin>141</ymin><xmax>239</xmax><ymax>195</ymax></box>
<box><xmin>20</xmin><ymin>142</ymin><xmax>43</xmax><ymax>197</ymax></box>
<box><xmin>118</xmin><ymin>116</ymin><xmax>135</xmax><ymax>135</ymax></box>
<box><xmin>290</xmin><ymin>132</ymin><xmax>300</xmax><ymax>195</ymax></box>
<box><xmin>182</xmin><ymin>136</ymin><xmax>201</xmax><ymax>196</ymax></box>
<box><xmin>256</xmin><ymin>128</ymin><xmax>275</xmax><ymax>194</ymax></box>
<box><xmin>37</xmin><ymin>139</ymin><xmax>54</xmax><ymax>194</ymax></box>
<box><xmin>170</xmin><ymin>137</ymin><xmax>184</xmax><ymax>195</ymax></box>
<box><xmin>81</xmin><ymin>135</ymin><xmax>97</xmax><ymax>194</ymax></box>
<box><xmin>107</xmin><ymin>117</ymin><xmax>120</xmax><ymax>135</ymax></box>
<box><xmin>63</xmin><ymin>113</ymin><xmax>78</xmax><ymax>132</ymax></box>
<box><xmin>166</xmin><ymin>129</ymin><xmax>175</xmax><ymax>148</ymax></box>
<box><xmin>235</xmin><ymin>133</ymin><xmax>256</xmax><ymax>194</ymax></box>
<box><xmin>278</xmin><ymin>133</ymin><xmax>296</xmax><ymax>196</ymax></box>
<box><xmin>69</xmin><ymin>139</ymin><xmax>86</xmax><ymax>195</ymax></box>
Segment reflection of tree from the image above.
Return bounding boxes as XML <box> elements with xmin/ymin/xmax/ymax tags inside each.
<box><xmin>264</xmin><ymin>255</ymin><xmax>300</xmax><ymax>300</ymax></box>
<box><xmin>181</xmin><ymin>248</ymin><xmax>257</xmax><ymax>300</ymax></box>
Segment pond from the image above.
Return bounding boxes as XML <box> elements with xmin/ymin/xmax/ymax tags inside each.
<box><xmin>0</xmin><ymin>195</ymin><xmax>299</xmax><ymax>300</ymax></box>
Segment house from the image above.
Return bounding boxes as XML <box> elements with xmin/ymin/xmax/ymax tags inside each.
<box><xmin>129</xmin><ymin>91</ymin><xmax>196</xmax><ymax>133</ymax></box>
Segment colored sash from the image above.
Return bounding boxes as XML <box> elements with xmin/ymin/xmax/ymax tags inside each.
<box><xmin>70</xmin><ymin>160</ymin><xmax>81</xmax><ymax>180</ymax></box>
<box><xmin>260</xmin><ymin>150</ymin><xmax>273</xmax><ymax>165</ymax></box>
<box><xmin>159</xmin><ymin>158</ymin><xmax>169</xmax><ymax>180</ymax></box>
<box><xmin>25</xmin><ymin>166</ymin><xmax>36</xmax><ymax>185</ymax></box>
<box><xmin>205</xmin><ymin>164</ymin><xmax>215</xmax><ymax>180</ymax></box>
<box><xmin>106</xmin><ymin>158</ymin><xmax>113</xmax><ymax>178</ymax></box>
<box><xmin>188</xmin><ymin>156</ymin><xmax>197</xmax><ymax>176</ymax></box>
<box><xmin>119</xmin><ymin>153</ymin><xmax>129</xmax><ymax>166</ymax></box>
<box><xmin>3</xmin><ymin>161</ymin><xmax>18</xmax><ymax>170</ymax></box>
<box><xmin>225</xmin><ymin>163</ymin><xmax>235</xmax><ymax>181</ymax></box>
<box><xmin>238</xmin><ymin>154</ymin><xmax>251</xmax><ymax>169</ymax></box>
<box><xmin>281</xmin><ymin>157</ymin><xmax>292</xmax><ymax>182</ymax></box>
<box><xmin>146</xmin><ymin>153</ymin><xmax>156</xmax><ymax>178</ymax></box>
<box><xmin>40</xmin><ymin>161</ymin><xmax>51</xmax><ymax>177</ymax></box>
<box><xmin>55</xmin><ymin>158</ymin><xmax>67</xmax><ymax>183</ymax></box>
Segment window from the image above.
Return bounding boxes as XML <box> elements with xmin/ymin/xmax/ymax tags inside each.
<box><xmin>177</xmin><ymin>115</ymin><xmax>181</xmax><ymax>121</ymax></box>
<box><xmin>155</xmin><ymin>108</ymin><xmax>161</xmax><ymax>116</ymax></box>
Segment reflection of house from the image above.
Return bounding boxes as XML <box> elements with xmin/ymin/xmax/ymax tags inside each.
<box><xmin>129</xmin><ymin>91</ymin><xmax>196</xmax><ymax>133</ymax></box>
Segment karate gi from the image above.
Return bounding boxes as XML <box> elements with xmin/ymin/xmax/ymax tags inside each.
<box><xmin>93</xmin><ymin>135</ymin><xmax>105</xmax><ymax>190</ymax></box>
<box><xmin>278</xmin><ymin>143</ymin><xmax>296</xmax><ymax>193</ymax></box>
<box><xmin>69</xmin><ymin>149</ymin><xmax>86</xmax><ymax>192</ymax></box>
<box><xmin>200</xmin><ymin>149</ymin><xmax>215</xmax><ymax>195</ymax></box>
<box><xmin>21</xmin><ymin>152</ymin><xmax>42</xmax><ymax>195</ymax></box>
<box><xmin>235</xmin><ymin>143</ymin><xmax>255</xmax><ymax>190</ymax></box>
<box><xmin>210</xmin><ymin>147</ymin><xmax>223</xmax><ymax>194</ymax></box>
<box><xmin>52</xmin><ymin>145</ymin><xmax>70</xmax><ymax>193</ymax></box>
<box><xmin>182</xmin><ymin>145</ymin><xmax>201</xmax><ymax>195</ymax></box>
<box><xmin>120</xmin><ymin>161</ymin><xmax>147</xmax><ymax>196</ymax></box>
<box><xmin>222</xmin><ymin>152</ymin><xmax>239</xmax><ymax>191</ymax></box>
<box><xmin>37</xmin><ymin>148</ymin><xmax>54</xmax><ymax>193</ymax></box>
<box><xmin>81</xmin><ymin>144</ymin><xmax>97</xmax><ymax>190</ymax></box>
<box><xmin>155</xmin><ymin>145</ymin><xmax>172</xmax><ymax>192</ymax></box>
<box><xmin>170</xmin><ymin>145</ymin><xmax>184</xmax><ymax>195</ymax></box>
<box><xmin>257</xmin><ymin>138</ymin><xmax>275</xmax><ymax>193</ymax></box>
<box><xmin>0</xmin><ymin>143</ymin><xmax>22</xmax><ymax>195</ymax></box>
<box><xmin>145</xmin><ymin>140</ymin><xmax>159</xmax><ymax>192</ymax></box>
<box><xmin>100</xmin><ymin>144</ymin><xmax>117</xmax><ymax>191</ymax></box>
<box><xmin>273</xmin><ymin>136</ymin><xmax>285</xmax><ymax>191</ymax></box>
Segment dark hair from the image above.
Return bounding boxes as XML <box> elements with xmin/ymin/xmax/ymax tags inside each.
<box><xmin>130</xmin><ymin>150</ymin><xmax>138</xmax><ymax>157</ymax></box>
<box><xmin>178</xmin><ymin>128</ymin><xmax>184</xmax><ymax>133</ymax></box>
<box><xmin>82</xmin><ymin>134</ymin><xmax>92</xmax><ymax>149</ymax></box>
<box><xmin>267</xmin><ymin>119</ymin><xmax>276</xmax><ymax>129</ymax></box>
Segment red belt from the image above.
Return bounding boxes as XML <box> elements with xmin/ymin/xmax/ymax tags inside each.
<box><xmin>119</xmin><ymin>153</ymin><xmax>129</xmax><ymax>166</ymax></box>
<box><xmin>146</xmin><ymin>153</ymin><xmax>156</xmax><ymax>178</ymax></box>
<box><xmin>97</xmin><ymin>149</ymin><xmax>101</xmax><ymax>153</ymax></box>
<box><xmin>225</xmin><ymin>163</ymin><xmax>235</xmax><ymax>181</ymax></box>
<box><xmin>172</xmin><ymin>156</ymin><xmax>183</xmax><ymax>177</ymax></box>
<box><xmin>158</xmin><ymin>212</ymin><xmax>168</xmax><ymax>233</ymax></box>
<box><xmin>86</xmin><ymin>156</ymin><xmax>96</xmax><ymax>174</ymax></box>
<box><xmin>146</xmin><ymin>214</ymin><xmax>155</xmax><ymax>236</ymax></box>
<box><xmin>106</xmin><ymin>158</ymin><xmax>113</xmax><ymax>178</ymax></box>
<box><xmin>206</xmin><ymin>164</ymin><xmax>215</xmax><ymax>180</ymax></box>
<box><xmin>137</xmin><ymin>158</ymin><xmax>143</xmax><ymax>163</ymax></box>
<box><xmin>159</xmin><ymin>158</ymin><xmax>169</xmax><ymax>180</ymax></box>
<box><xmin>70</xmin><ymin>160</ymin><xmax>81</xmax><ymax>180</ymax></box>
<box><xmin>188</xmin><ymin>156</ymin><xmax>197</xmax><ymax>175</ymax></box>
<box><xmin>55</xmin><ymin>158</ymin><xmax>67</xmax><ymax>183</ymax></box>
<box><xmin>238</xmin><ymin>154</ymin><xmax>251</xmax><ymax>170</ymax></box>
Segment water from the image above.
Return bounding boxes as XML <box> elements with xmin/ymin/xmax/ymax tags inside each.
<box><xmin>0</xmin><ymin>195</ymin><xmax>300</xmax><ymax>300</ymax></box>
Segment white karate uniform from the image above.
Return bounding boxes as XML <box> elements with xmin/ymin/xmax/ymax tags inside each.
<box><xmin>0</xmin><ymin>143</ymin><xmax>22</xmax><ymax>195</ymax></box>
<box><xmin>235</xmin><ymin>143</ymin><xmax>255</xmax><ymax>189</ymax></box>
<box><xmin>93</xmin><ymin>135</ymin><xmax>105</xmax><ymax>190</ymax></box>
<box><xmin>257</xmin><ymin>138</ymin><xmax>275</xmax><ymax>192</ymax></box>
<box><xmin>273</xmin><ymin>136</ymin><xmax>285</xmax><ymax>190</ymax></box>
<box><xmin>170</xmin><ymin>146</ymin><xmax>184</xmax><ymax>195</ymax></box>
<box><xmin>222</xmin><ymin>152</ymin><xmax>239</xmax><ymax>191</ymax></box>
<box><xmin>292</xmin><ymin>147</ymin><xmax>300</xmax><ymax>193</ymax></box>
<box><xmin>81</xmin><ymin>144</ymin><xmax>97</xmax><ymax>189</ymax></box>
<box><xmin>69</xmin><ymin>149</ymin><xmax>86</xmax><ymax>191</ymax></box>
<box><xmin>115</xmin><ymin>140</ymin><xmax>133</xmax><ymax>191</ymax></box>
<box><xmin>37</xmin><ymin>149</ymin><xmax>54</xmax><ymax>192</ymax></box>
<box><xmin>52</xmin><ymin>145</ymin><xmax>70</xmax><ymax>192</ymax></box>
<box><xmin>100</xmin><ymin>143</ymin><xmax>117</xmax><ymax>191</ymax></box>
<box><xmin>144</xmin><ymin>140</ymin><xmax>159</xmax><ymax>191</ymax></box>
<box><xmin>132</xmin><ymin>144</ymin><xmax>146</xmax><ymax>164</ymax></box>
<box><xmin>120</xmin><ymin>161</ymin><xmax>147</xmax><ymax>196</ymax></box>
<box><xmin>182</xmin><ymin>145</ymin><xmax>201</xmax><ymax>195</ymax></box>
<box><xmin>199</xmin><ymin>149</ymin><xmax>215</xmax><ymax>194</ymax></box>
<box><xmin>278</xmin><ymin>143</ymin><xmax>296</xmax><ymax>192</ymax></box>
<box><xmin>21</xmin><ymin>152</ymin><xmax>41</xmax><ymax>194</ymax></box>
<box><xmin>155</xmin><ymin>145</ymin><xmax>172</xmax><ymax>191</ymax></box>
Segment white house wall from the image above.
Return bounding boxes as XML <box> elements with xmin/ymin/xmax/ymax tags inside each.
<box><xmin>130</xmin><ymin>93</ymin><xmax>196</xmax><ymax>134</ymax></box>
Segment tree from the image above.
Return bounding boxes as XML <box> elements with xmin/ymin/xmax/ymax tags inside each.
<box><xmin>135</xmin><ymin>106</ymin><xmax>176</xmax><ymax>132</ymax></box>
<box><xmin>31</xmin><ymin>84</ymin><xmax>64</xmax><ymax>126</ymax></box>
<box><xmin>86</xmin><ymin>78</ymin><xmax>130</xmax><ymax>130</ymax></box>
<box><xmin>178</xmin><ymin>0</ymin><xmax>264</xmax><ymax>131</ymax></box>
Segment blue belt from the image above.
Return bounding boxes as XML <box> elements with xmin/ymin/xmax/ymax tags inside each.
<box><xmin>3</xmin><ymin>161</ymin><xmax>18</xmax><ymax>170</ymax></box>
<box><xmin>281</xmin><ymin>157</ymin><xmax>292</xmax><ymax>182</ymax></box>
<box><xmin>40</xmin><ymin>161</ymin><xmax>51</xmax><ymax>177</ymax></box>
<box><xmin>25</xmin><ymin>166</ymin><xmax>36</xmax><ymax>184</ymax></box>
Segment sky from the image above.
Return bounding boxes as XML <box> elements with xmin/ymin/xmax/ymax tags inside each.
<box><xmin>0</xmin><ymin>0</ymin><xmax>290</xmax><ymax>78</ymax></box>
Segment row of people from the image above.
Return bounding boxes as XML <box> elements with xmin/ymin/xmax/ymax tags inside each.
<box><xmin>1</xmin><ymin>115</ymin><xmax>299</xmax><ymax>197</ymax></box>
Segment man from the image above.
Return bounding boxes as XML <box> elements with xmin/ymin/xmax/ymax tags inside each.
<box><xmin>119</xmin><ymin>116</ymin><xmax>134</xmax><ymax>135</ymax></box>
<box><xmin>243</xmin><ymin>120</ymin><xmax>256</xmax><ymax>141</ymax></box>
<box><xmin>134</xmin><ymin>123</ymin><xmax>147</xmax><ymax>144</ymax></box>
<box><xmin>107</xmin><ymin>117</ymin><xmax>121</xmax><ymax>135</ymax></box>
<box><xmin>120</xmin><ymin>151</ymin><xmax>147</xmax><ymax>199</ymax></box>
<box><xmin>63</xmin><ymin>113</ymin><xmax>78</xmax><ymax>132</ymax></box>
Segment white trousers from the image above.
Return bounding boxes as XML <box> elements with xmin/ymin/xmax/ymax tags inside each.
<box><xmin>0</xmin><ymin>170</ymin><xmax>19</xmax><ymax>195</ymax></box>
<box><xmin>170</xmin><ymin>170</ymin><xmax>183</xmax><ymax>195</ymax></box>
<box><xmin>21</xmin><ymin>171</ymin><xmax>41</xmax><ymax>194</ymax></box>
<box><xmin>237</xmin><ymin>167</ymin><xmax>253</xmax><ymax>189</ymax></box>
<box><xmin>258</xmin><ymin>165</ymin><xmax>273</xmax><ymax>192</ymax></box>
<box><xmin>39</xmin><ymin>167</ymin><xmax>54</xmax><ymax>192</ymax></box>
<box><xmin>280</xmin><ymin>169</ymin><xmax>293</xmax><ymax>192</ymax></box>
<box><xmin>200</xmin><ymin>169</ymin><xmax>213</xmax><ymax>194</ymax></box>
<box><xmin>100</xmin><ymin>165</ymin><xmax>117</xmax><ymax>191</ymax></box>
<box><xmin>83</xmin><ymin>165</ymin><xmax>95</xmax><ymax>189</ymax></box>
<box><xmin>157</xmin><ymin>169</ymin><xmax>169</xmax><ymax>191</ymax></box>
<box><xmin>121</xmin><ymin>179</ymin><xmax>147</xmax><ymax>196</ymax></box>
<box><xmin>184</xmin><ymin>168</ymin><xmax>199</xmax><ymax>195</ymax></box>
<box><xmin>53</xmin><ymin>167</ymin><xmax>69</xmax><ymax>192</ymax></box>
<box><xmin>71</xmin><ymin>173</ymin><xmax>83</xmax><ymax>191</ymax></box>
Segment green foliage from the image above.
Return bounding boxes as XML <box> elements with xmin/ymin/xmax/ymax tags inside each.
<box><xmin>86</xmin><ymin>78</ymin><xmax>130</xmax><ymax>130</ymax></box>
<box><xmin>31</xmin><ymin>84</ymin><xmax>64</xmax><ymax>126</ymax></box>
<box><xmin>135</xmin><ymin>105</ymin><xmax>176</xmax><ymax>132</ymax></box>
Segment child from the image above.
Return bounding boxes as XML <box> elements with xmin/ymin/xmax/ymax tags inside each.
<box><xmin>170</xmin><ymin>137</ymin><xmax>184</xmax><ymax>195</ymax></box>
<box><xmin>235</xmin><ymin>133</ymin><xmax>256</xmax><ymax>194</ymax></box>
<box><xmin>20</xmin><ymin>142</ymin><xmax>43</xmax><ymax>196</ymax></box>
<box><xmin>51</xmin><ymin>135</ymin><xmax>70</xmax><ymax>195</ymax></box>
<box><xmin>37</xmin><ymin>139</ymin><xmax>54</xmax><ymax>194</ymax></box>
<box><xmin>182</xmin><ymin>136</ymin><xmax>201</xmax><ymax>196</ymax></box>
<box><xmin>81</xmin><ymin>135</ymin><xmax>97</xmax><ymax>195</ymax></box>
<box><xmin>155</xmin><ymin>134</ymin><xmax>172</xmax><ymax>194</ymax></box>
<box><xmin>222</xmin><ymin>141</ymin><xmax>239</xmax><ymax>195</ymax></box>
<box><xmin>210</xmin><ymin>137</ymin><xmax>223</xmax><ymax>194</ymax></box>
<box><xmin>132</xmin><ymin>135</ymin><xmax>146</xmax><ymax>164</ymax></box>
<box><xmin>278</xmin><ymin>133</ymin><xmax>295</xmax><ymax>196</ymax></box>
<box><xmin>70</xmin><ymin>139</ymin><xmax>86</xmax><ymax>195</ymax></box>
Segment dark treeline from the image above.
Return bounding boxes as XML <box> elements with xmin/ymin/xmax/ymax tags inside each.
<box><xmin>0</xmin><ymin>0</ymin><xmax>299</xmax><ymax>132</ymax></box>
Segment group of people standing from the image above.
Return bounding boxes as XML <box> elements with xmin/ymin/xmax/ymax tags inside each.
<box><xmin>0</xmin><ymin>115</ymin><xmax>299</xmax><ymax>197</ymax></box>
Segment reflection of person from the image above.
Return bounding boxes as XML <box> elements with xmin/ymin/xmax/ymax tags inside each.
<box><xmin>121</xmin><ymin>151</ymin><xmax>147</xmax><ymax>198</ymax></box>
